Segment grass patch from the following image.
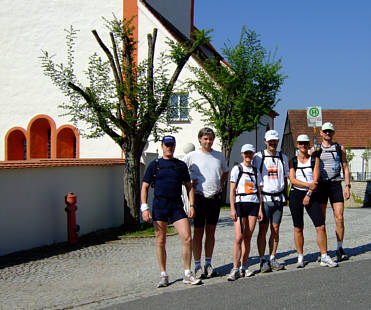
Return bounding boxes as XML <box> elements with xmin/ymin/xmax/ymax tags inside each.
<box><xmin>221</xmin><ymin>205</ymin><xmax>230</xmax><ymax>210</ymax></box>
<box><xmin>352</xmin><ymin>193</ymin><xmax>364</xmax><ymax>204</ymax></box>
<box><xmin>121</xmin><ymin>225</ymin><xmax>175</xmax><ymax>237</ymax></box>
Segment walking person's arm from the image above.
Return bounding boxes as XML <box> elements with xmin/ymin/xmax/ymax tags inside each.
<box><xmin>229</xmin><ymin>181</ymin><xmax>237</xmax><ymax>221</ymax></box>
<box><xmin>341</xmin><ymin>145</ymin><xmax>351</xmax><ymax>200</ymax></box>
<box><xmin>141</xmin><ymin>182</ymin><xmax>152</xmax><ymax>222</ymax></box>
<box><xmin>185</xmin><ymin>180</ymin><xmax>196</xmax><ymax>219</ymax></box>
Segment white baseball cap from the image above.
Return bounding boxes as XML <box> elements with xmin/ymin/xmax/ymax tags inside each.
<box><xmin>241</xmin><ymin>144</ymin><xmax>255</xmax><ymax>153</ymax></box>
<box><xmin>265</xmin><ymin>130</ymin><xmax>279</xmax><ymax>141</ymax></box>
<box><xmin>322</xmin><ymin>122</ymin><xmax>335</xmax><ymax>131</ymax></box>
<box><xmin>297</xmin><ymin>134</ymin><xmax>310</xmax><ymax>142</ymax></box>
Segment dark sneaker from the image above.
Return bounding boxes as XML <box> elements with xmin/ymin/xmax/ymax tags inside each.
<box><xmin>270</xmin><ymin>257</ymin><xmax>285</xmax><ymax>271</ymax></box>
<box><xmin>336</xmin><ymin>247</ymin><xmax>349</xmax><ymax>262</ymax></box>
<box><xmin>204</xmin><ymin>264</ymin><xmax>218</xmax><ymax>278</ymax></box>
<box><xmin>227</xmin><ymin>268</ymin><xmax>240</xmax><ymax>281</ymax></box>
<box><xmin>240</xmin><ymin>267</ymin><xmax>254</xmax><ymax>277</ymax></box>
<box><xmin>260</xmin><ymin>259</ymin><xmax>271</xmax><ymax>273</ymax></box>
<box><xmin>195</xmin><ymin>265</ymin><xmax>204</xmax><ymax>279</ymax></box>
<box><xmin>183</xmin><ymin>271</ymin><xmax>202</xmax><ymax>285</ymax></box>
<box><xmin>320</xmin><ymin>254</ymin><xmax>338</xmax><ymax>268</ymax></box>
<box><xmin>157</xmin><ymin>274</ymin><xmax>169</xmax><ymax>288</ymax></box>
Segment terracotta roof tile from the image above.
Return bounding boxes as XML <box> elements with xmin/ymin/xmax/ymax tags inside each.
<box><xmin>285</xmin><ymin>109</ymin><xmax>371</xmax><ymax>148</ymax></box>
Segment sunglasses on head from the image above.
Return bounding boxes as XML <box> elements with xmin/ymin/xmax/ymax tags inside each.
<box><xmin>298</xmin><ymin>141</ymin><xmax>309</xmax><ymax>146</ymax></box>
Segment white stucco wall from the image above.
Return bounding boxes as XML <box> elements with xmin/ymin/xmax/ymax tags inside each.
<box><xmin>0</xmin><ymin>164</ymin><xmax>124</xmax><ymax>256</ymax></box>
<box><xmin>0</xmin><ymin>0</ymin><xmax>123</xmax><ymax>160</ymax></box>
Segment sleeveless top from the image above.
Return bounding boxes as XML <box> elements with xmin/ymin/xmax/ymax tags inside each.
<box><xmin>293</xmin><ymin>157</ymin><xmax>313</xmax><ymax>191</ymax></box>
<box><xmin>319</xmin><ymin>144</ymin><xmax>342</xmax><ymax>181</ymax></box>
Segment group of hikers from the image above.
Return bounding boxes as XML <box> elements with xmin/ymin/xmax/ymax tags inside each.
<box><xmin>140</xmin><ymin>122</ymin><xmax>350</xmax><ymax>287</ymax></box>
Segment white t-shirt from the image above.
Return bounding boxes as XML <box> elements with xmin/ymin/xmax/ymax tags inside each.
<box><xmin>252</xmin><ymin>150</ymin><xmax>289</xmax><ymax>202</ymax></box>
<box><xmin>183</xmin><ymin>149</ymin><xmax>229</xmax><ymax>198</ymax></box>
<box><xmin>230</xmin><ymin>164</ymin><xmax>262</xmax><ymax>203</ymax></box>
<box><xmin>293</xmin><ymin>157</ymin><xmax>313</xmax><ymax>191</ymax></box>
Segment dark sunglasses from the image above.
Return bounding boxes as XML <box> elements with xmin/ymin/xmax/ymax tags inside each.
<box><xmin>243</xmin><ymin>151</ymin><xmax>254</xmax><ymax>155</ymax></box>
<box><xmin>164</xmin><ymin>143</ymin><xmax>175</xmax><ymax>147</ymax></box>
<box><xmin>298</xmin><ymin>141</ymin><xmax>310</xmax><ymax>146</ymax></box>
<box><xmin>323</xmin><ymin>130</ymin><xmax>334</xmax><ymax>134</ymax></box>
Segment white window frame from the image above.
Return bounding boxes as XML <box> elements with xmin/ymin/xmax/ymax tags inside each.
<box><xmin>168</xmin><ymin>93</ymin><xmax>189</xmax><ymax>122</ymax></box>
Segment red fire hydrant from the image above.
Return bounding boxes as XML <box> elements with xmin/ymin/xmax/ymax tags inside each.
<box><xmin>64</xmin><ymin>193</ymin><xmax>80</xmax><ymax>245</ymax></box>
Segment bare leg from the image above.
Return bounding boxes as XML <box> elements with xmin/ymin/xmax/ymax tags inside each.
<box><xmin>332</xmin><ymin>202</ymin><xmax>345</xmax><ymax>242</ymax></box>
<box><xmin>173</xmin><ymin>218</ymin><xmax>192</xmax><ymax>270</ymax></box>
<box><xmin>269</xmin><ymin>222</ymin><xmax>280</xmax><ymax>256</ymax></box>
<box><xmin>204</xmin><ymin>224</ymin><xmax>217</xmax><ymax>258</ymax></box>
<box><xmin>294</xmin><ymin>227</ymin><xmax>304</xmax><ymax>254</ymax></box>
<box><xmin>316</xmin><ymin>225</ymin><xmax>328</xmax><ymax>255</ymax></box>
<box><xmin>257</xmin><ymin>223</ymin><xmax>269</xmax><ymax>258</ymax></box>
<box><xmin>241</xmin><ymin>216</ymin><xmax>258</xmax><ymax>266</ymax></box>
<box><xmin>193</xmin><ymin>227</ymin><xmax>204</xmax><ymax>261</ymax></box>
<box><xmin>232</xmin><ymin>218</ymin><xmax>244</xmax><ymax>268</ymax></box>
<box><xmin>154</xmin><ymin>221</ymin><xmax>168</xmax><ymax>272</ymax></box>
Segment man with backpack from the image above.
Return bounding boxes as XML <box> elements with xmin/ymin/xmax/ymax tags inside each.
<box><xmin>141</xmin><ymin>135</ymin><xmax>201</xmax><ymax>287</ymax></box>
<box><xmin>252</xmin><ymin>130</ymin><xmax>289</xmax><ymax>273</ymax></box>
<box><xmin>314</xmin><ymin>122</ymin><xmax>351</xmax><ymax>262</ymax></box>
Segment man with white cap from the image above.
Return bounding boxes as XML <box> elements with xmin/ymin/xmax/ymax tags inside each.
<box><xmin>227</xmin><ymin>144</ymin><xmax>263</xmax><ymax>280</ymax></box>
<box><xmin>289</xmin><ymin>134</ymin><xmax>337</xmax><ymax>268</ymax></box>
<box><xmin>312</xmin><ymin>122</ymin><xmax>351</xmax><ymax>262</ymax></box>
<box><xmin>253</xmin><ymin>129</ymin><xmax>289</xmax><ymax>273</ymax></box>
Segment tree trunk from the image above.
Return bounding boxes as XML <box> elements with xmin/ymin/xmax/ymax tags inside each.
<box><xmin>123</xmin><ymin>149</ymin><xmax>141</xmax><ymax>229</ymax></box>
<box><xmin>221</xmin><ymin>143</ymin><xmax>232</xmax><ymax>205</ymax></box>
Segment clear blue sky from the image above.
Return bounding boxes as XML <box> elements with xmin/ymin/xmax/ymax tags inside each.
<box><xmin>194</xmin><ymin>0</ymin><xmax>371</xmax><ymax>140</ymax></box>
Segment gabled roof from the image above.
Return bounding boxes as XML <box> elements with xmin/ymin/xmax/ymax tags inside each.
<box><xmin>285</xmin><ymin>109</ymin><xmax>371</xmax><ymax>148</ymax></box>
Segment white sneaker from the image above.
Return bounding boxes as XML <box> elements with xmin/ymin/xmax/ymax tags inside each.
<box><xmin>183</xmin><ymin>271</ymin><xmax>202</xmax><ymax>285</ymax></box>
<box><xmin>240</xmin><ymin>267</ymin><xmax>254</xmax><ymax>277</ymax></box>
<box><xmin>227</xmin><ymin>268</ymin><xmax>240</xmax><ymax>281</ymax></box>
<box><xmin>320</xmin><ymin>255</ymin><xmax>338</xmax><ymax>268</ymax></box>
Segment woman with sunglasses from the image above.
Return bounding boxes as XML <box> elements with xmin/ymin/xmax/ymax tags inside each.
<box><xmin>288</xmin><ymin>134</ymin><xmax>337</xmax><ymax>268</ymax></box>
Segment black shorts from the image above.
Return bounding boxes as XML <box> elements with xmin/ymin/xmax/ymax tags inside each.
<box><xmin>289</xmin><ymin>189</ymin><xmax>325</xmax><ymax>228</ymax></box>
<box><xmin>317</xmin><ymin>180</ymin><xmax>344</xmax><ymax>205</ymax></box>
<box><xmin>193</xmin><ymin>193</ymin><xmax>221</xmax><ymax>228</ymax></box>
<box><xmin>235</xmin><ymin>202</ymin><xmax>259</xmax><ymax>218</ymax></box>
<box><xmin>152</xmin><ymin>197</ymin><xmax>187</xmax><ymax>223</ymax></box>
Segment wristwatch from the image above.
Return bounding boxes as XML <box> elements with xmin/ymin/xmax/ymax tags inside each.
<box><xmin>345</xmin><ymin>184</ymin><xmax>351</xmax><ymax>189</ymax></box>
<box><xmin>306</xmin><ymin>191</ymin><xmax>312</xmax><ymax>197</ymax></box>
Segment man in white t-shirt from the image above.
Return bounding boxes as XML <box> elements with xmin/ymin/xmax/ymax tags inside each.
<box><xmin>252</xmin><ymin>130</ymin><xmax>289</xmax><ymax>273</ymax></box>
<box><xmin>183</xmin><ymin>128</ymin><xmax>229</xmax><ymax>279</ymax></box>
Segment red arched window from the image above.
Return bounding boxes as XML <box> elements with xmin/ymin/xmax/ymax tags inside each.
<box><xmin>5</xmin><ymin>127</ymin><xmax>27</xmax><ymax>160</ymax></box>
<box><xmin>56</xmin><ymin>126</ymin><xmax>79</xmax><ymax>158</ymax></box>
<box><xmin>27</xmin><ymin>115</ymin><xmax>56</xmax><ymax>159</ymax></box>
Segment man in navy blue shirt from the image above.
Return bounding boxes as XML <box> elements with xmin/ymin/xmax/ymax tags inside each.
<box><xmin>141</xmin><ymin>135</ymin><xmax>201</xmax><ymax>287</ymax></box>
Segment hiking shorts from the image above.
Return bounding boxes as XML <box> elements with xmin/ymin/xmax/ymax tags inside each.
<box><xmin>260</xmin><ymin>201</ymin><xmax>283</xmax><ymax>224</ymax></box>
<box><xmin>289</xmin><ymin>189</ymin><xmax>325</xmax><ymax>228</ymax></box>
<box><xmin>152</xmin><ymin>197</ymin><xmax>187</xmax><ymax>223</ymax></box>
<box><xmin>317</xmin><ymin>181</ymin><xmax>344</xmax><ymax>205</ymax></box>
<box><xmin>235</xmin><ymin>202</ymin><xmax>259</xmax><ymax>218</ymax></box>
<box><xmin>193</xmin><ymin>193</ymin><xmax>221</xmax><ymax>228</ymax></box>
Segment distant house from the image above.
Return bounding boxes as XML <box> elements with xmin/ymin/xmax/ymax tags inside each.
<box><xmin>281</xmin><ymin>109</ymin><xmax>371</xmax><ymax>180</ymax></box>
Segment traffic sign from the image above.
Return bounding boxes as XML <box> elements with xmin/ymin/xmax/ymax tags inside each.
<box><xmin>307</xmin><ymin>106</ymin><xmax>322</xmax><ymax>127</ymax></box>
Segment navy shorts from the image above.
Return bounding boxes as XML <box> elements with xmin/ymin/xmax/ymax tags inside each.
<box><xmin>289</xmin><ymin>189</ymin><xmax>325</xmax><ymax>228</ymax></box>
<box><xmin>152</xmin><ymin>197</ymin><xmax>187</xmax><ymax>223</ymax></box>
<box><xmin>317</xmin><ymin>181</ymin><xmax>344</xmax><ymax>205</ymax></box>
<box><xmin>260</xmin><ymin>201</ymin><xmax>283</xmax><ymax>224</ymax></box>
<box><xmin>235</xmin><ymin>202</ymin><xmax>259</xmax><ymax>218</ymax></box>
<box><xmin>193</xmin><ymin>193</ymin><xmax>221</xmax><ymax>228</ymax></box>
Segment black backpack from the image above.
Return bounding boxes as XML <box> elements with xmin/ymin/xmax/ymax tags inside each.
<box><xmin>235</xmin><ymin>163</ymin><xmax>258</xmax><ymax>196</ymax></box>
<box><xmin>150</xmin><ymin>158</ymin><xmax>184</xmax><ymax>187</ymax></box>
<box><xmin>292</xmin><ymin>155</ymin><xmax>316</xmax><ymax>182</ymax></box>
<box><xmin>259</xmin><ymin>151</ymin><xmax>285</xmax><ymax>174</ymax></box>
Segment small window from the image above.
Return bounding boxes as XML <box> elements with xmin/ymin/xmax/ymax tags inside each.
<box><xmin>168</xmin><ymin>93</ymin><xmax>189</xmax><ymax>121</ymax></box>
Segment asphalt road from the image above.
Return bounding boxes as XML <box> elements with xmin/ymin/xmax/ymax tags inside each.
<box><xmin>103</xmin><ymin>258</ymin><xmax>371</xmax><ymax>310</ymax></box>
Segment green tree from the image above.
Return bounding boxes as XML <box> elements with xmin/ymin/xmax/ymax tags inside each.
<box><xmin>40</xmin><ymin>16</ymin><xmax>208</xmax><ymax>227</ymax></box>
<box><xmin>189</xmin><ymin>26</ymin><xmax>286</xmax><ymax>165</ymax></box>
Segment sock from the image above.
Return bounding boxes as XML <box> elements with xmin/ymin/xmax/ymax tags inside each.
<box><xmin>240</xmin><ymin>264</ymin><xmax>247</xmax><ymax>271</ymax></box>
<box><xmin>337</xmin><ymin>241</ymin><xmax>343</xmax><ymax>250</ymax></box>
<box><xmin>298</xmin><ymin>254</ymin><xmax>303</xmax><ymax>263</ymax></box>
<box><xmin>260</xmin><ymin>257</ymin><xmax>265</xmax><ymax>263</ymax></box>
<box><xmin>184</xmin><ymin>269</ymin><xmax>191</xmax><ymax>276</ymax></box>
<box><xmin>321</xmin><ymin>253</ymin><xmax>327</xmax><ymax>260</ymax></box>
<box><xmin>194</xmin><ymin>260</ymin><xmax>201</xmax><ymax>269</ymax></box>
<box><xmin>205</xmin><ymin>257</ymin><xmax>212</xmax><ymax>266</ymax></box>
<box><xmin>160</xmin><ymin>271</ymin><xmax>168</xmax><ymax>277</ymax></box>
<box><xmin>270</xmin><ymin>255</ymin><xmax>275</xmax><ymax>261</ymax></box>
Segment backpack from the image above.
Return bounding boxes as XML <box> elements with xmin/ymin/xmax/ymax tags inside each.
<box><xmin>150</xmin><ymin>158</ymin><xmax>184</xmax><ymax>187</ymax></box>
<box><xmin>292</xmin><ymin>155</ymin><xmax>315</xmax><ymax>182</ymax></box>
<box><xmin>235</xmin><ymin>163</ymin><xmax>258</xmax><ymax>196</ymax></box>
<box><xmin>317</xmin><ymin>142</ymin><xmax>343</xmax><ymax>180</ymax></box>
<box><xmin>259</xmin><ymin>151</ymin><xmax>285</xmax><ymax>174</ymax></box>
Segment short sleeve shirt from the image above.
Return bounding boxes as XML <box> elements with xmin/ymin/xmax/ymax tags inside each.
<box><xmin>252</xmin><ymin>150</ymin><xmax>289</xmax><ymax>202</ymax></box>
<box><xmin>230</xmin><ymin>164</ymin><xmax>262</xmax><ymax>203</ymax></box>
<box><xmin>183</xmin><ymin>149</ymin><xmax>229</xmax><ymax>198</ymax></box>
<box><xmin>143</xmin><ymin>158</ymin><xmax>190</xmax><ymax>200</ymax></box>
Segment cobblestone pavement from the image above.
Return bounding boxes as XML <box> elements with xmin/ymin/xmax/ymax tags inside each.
<box><xmin>1</xmin><ymin>208</ymin><xmax>370</xmax><ymax>310</ymax></box>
